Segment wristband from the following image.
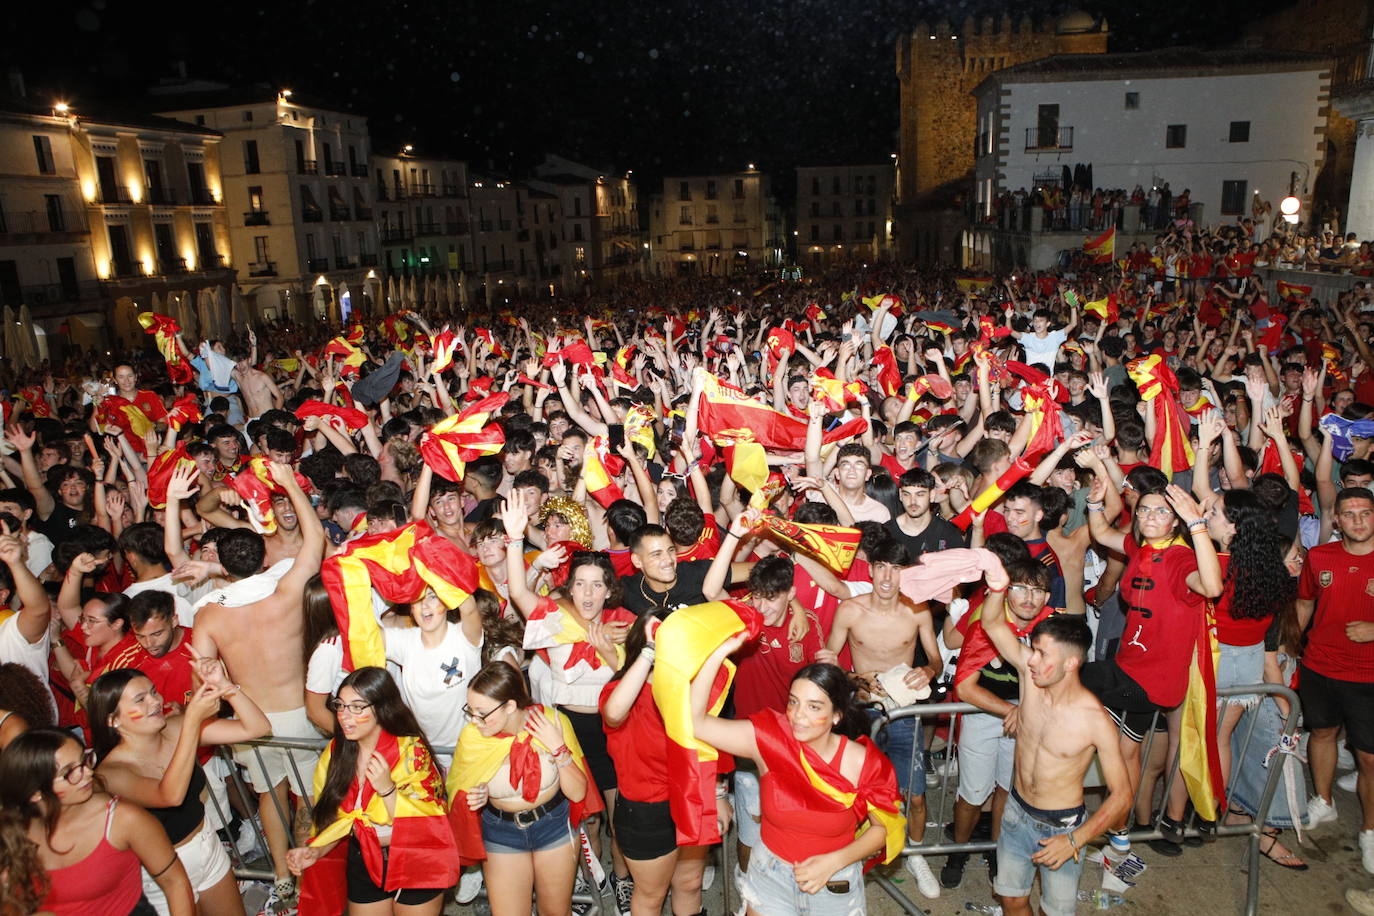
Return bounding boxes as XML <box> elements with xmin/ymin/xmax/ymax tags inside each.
<box><xmin>1187</xmin><ymin>519</ymin><xmax>1208</xmax><ymax>531</ymax></box>
<box><xmin>504</xmin><ymin>536</ymin><xmax>523</xmax><ymax>547</ymax></box>
<box><xmin>378</xmin><ymin>786</ymin><xmax>396</xmax><ymax>798</ymax></box>
<box><xmin>1067</xmin><ymin>830</ymin><xmax>1081</xmax><ymax>862</ymax></box>
<box><xmin>988</xmin><ymin>585</ymin><xmax>1008</xmax><ymax>593</ymax></box>
<box><xmin>639</xmin><ymin>645</ymin><xmax>656</xmax><ymax>666</ymax></box>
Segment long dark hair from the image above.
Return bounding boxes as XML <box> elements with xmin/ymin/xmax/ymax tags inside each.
<box><xmin>792</xmin><ymin>663</ymin><xmax>869</xmax><ymax>740</ymax></box>
<box><xmin>311</xmin><ymin>667</ymin><xmax>441</xmax><ymax>833</ymax></box>
<box><xmin>612</xmin><ymin>609</ymin><xmax>664</xmax><ymax>680</ymax></box>
<box><xmin>0</xmin><ymin>808</ymin><xmax>48</xmax><ymax>913</ymax></box>
<box><xmin>1221</xmin><ymin>490</ymin><xmax>1296</xmax><ymax>620</ymax></box>
<box><xmin>86</xmin><ymin>668</ymin><xmax>148</xmax><ymax>763</ymax></box>
<box><xmin>0</xmin><ymin>728</ymin><xmax>93</xmax><ymax>851</ymax></box>
<box><xmin>301</xmin><ymin>574</ymin><xmax>339</xmax><ymax>666</ymax></box>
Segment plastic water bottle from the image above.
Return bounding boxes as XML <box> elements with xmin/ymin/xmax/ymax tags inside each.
<box><xmin>1078</xmin><ymin>888</ymin><xmax>1127</xmax><ymax>909</ymax></box>
<box><xmin>963</xmin><ymin>903</ymin><xmax>1003</xmax><ymax>915</ymax></box>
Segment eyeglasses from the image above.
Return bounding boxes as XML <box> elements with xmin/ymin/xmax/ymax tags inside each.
<box><xmin>326</xmin><ymin>698</ymin><xmax>374</xmax><ymax>716</ymax></box>
<box><xmin>1007</xmin><ymin>584</ymin><xmax>1049</xmax><ymax>599</ymax></box>
<box><xmin>79</xmin><ymin>615</ymin><xmax>109</xmax><ymax>627</ymax></box>
<box><xmin>1135</xmin><ymin>505</ymin><xmax>1174</xmax><ymax>518</ymax></box>
<box><xmin>463</xmin><ymin>702</ymin><xmax>505</xmax><ymax>724</ymax></box>
<box><xmin>57</xmin><ymin>748</ymin><xmax>96</xmax><ymax>784</ymax></box>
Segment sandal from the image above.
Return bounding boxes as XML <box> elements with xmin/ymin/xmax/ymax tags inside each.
<box><xmin>1259</xmin><ymin>833</ymin><xmax>1309</xmax><ymax>871</ymax></box>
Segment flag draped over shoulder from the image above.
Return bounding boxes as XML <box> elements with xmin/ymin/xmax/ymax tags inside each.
<box><xmin>418</xmin><ymin>392</ymin><xmax>509</xmax><ymax>482</ymax></box>
<box><xmin>750</xmin><ymin>709</ymin><xmax>905</xmax><ymax>869</ymax></box>
<box><xmin>652</xmin><ymin>600</ymin><xmax>761</xmax><ymax>846</ymax></box>
<box><xmin>1084</xmin><ymin>226</ymin><xmax>1115</xmax><ymax>263</ymax></box>
<box><xmin>1127</xmin><ymin>354</ymin><xmax>1194</xmax><ymax>476</ymax></box>
<box><xmin>695</xmin><ymin>371</ymin><xmax>865</xmax><ymax>451</ymax></box>
<box><xmin>581</xmin><ymin>434</ymin><xmax>626</xmax><ymax>508</ymax></box>
<box><xmin>137</xmin><ymin>312</ymin><xmax>194</xmax><ymax>385</ymax></box>
<box><xmin>299</xmin><ymin>731</ymin><xmax>458</xmax><ymax>916</ymax></box>
<box><xmin>445</xmin><ymin>706</ymin><xmax>603</xmax><ymax>865</ymax></box>
<box><xmin>755</xmin><ymin>516</ymin><xmax>860</xmax><ymax>574</ymax></box>
<box><xmin>320</xmin><ymin>521</ymin><xmax>478</xmax><ymax>672</ymax></box>
<box><xmin>1179</xmin><ymin>601</ymin><xmax>1226</xmax><ymax>822</ymax></box>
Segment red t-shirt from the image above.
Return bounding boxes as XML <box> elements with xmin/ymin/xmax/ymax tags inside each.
<box><xmin>1116</xmin><ymin>537</ymin><xmax>1204</xmax><ymax>707</ymax></box>
<box><xmin>606</xmin><ymin>548</ymin><xmax>636</xmax><ymax>578</ymax></box>
<box><xmin>732</xmin><ymin>608</ymin><xmax>825</xmax><ymax>719</ymax></box>
<box><xmin>793</xmin><ymin>567</ymin><xmax>848</xmax><ymax>670</ymax></box>
<box><xmin>878</xmin><ymin>453</ymin><xmax>916</xmax><ymax>481</ymax></box>
<box><xmin>1212</xmin><ymin>555</ymin><xmax>1273</xmax><ymax>647</ymax></box>
<box><xmin>1298</xmin><ymin>541</ymin><xmax>1374</xmax><ymax>682</ymax></box>
<box><xmin>599</xmin><ymin>677</ymin><xmax>670</xmax><ymax>803</ymax></box>
<box><xmin>127</xmin><ymin>627</ymin><xmax>198</xmax><ymax>711</ymax></box>
<box><xmin>677</xmin><ymin>524</ymin><xmax>721</xmax><ymax>563</ymax></box>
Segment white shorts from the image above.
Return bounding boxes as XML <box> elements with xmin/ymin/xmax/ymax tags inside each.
<box><xmin>141</xmin><ymin>820</ymin><xmax>232</xmax><ymax>914</ymax></box>
<box><xmin>957</xmin><ymin>711</ymin><xmax>1016</xmax><ymax>807</ymax></box>
<box><xmin>232</xmin><ymin>706</ymin><xmax>321</xmax><ymax>796</ymax></box>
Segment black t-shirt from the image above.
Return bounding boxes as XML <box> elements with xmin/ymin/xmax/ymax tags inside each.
<box><xmin>36</xmin><ymin>504</ymin><xmax>82</xmax><ymax>545</ymax></box>
<box><xmin>884</xmin><ymin>515</ymin><xmax>962</xmax><ymax>564</ymax></box>
<box><xmin>464</xmin><ymin>497</ymin><xmax>500</xmax><ymax>524</ymax></box>
<box><xmin>620</xmin><ymin>559</ymin><xmax>712</xmax><ymax>617</ymax></box>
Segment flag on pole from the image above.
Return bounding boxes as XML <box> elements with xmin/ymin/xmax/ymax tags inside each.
<box><xmin>1084</xmin><ymin>227</ymin><xmax>1115</xmax><ymax>263</ymax></box>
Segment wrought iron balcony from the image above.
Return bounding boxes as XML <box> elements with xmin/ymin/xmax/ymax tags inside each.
<box><xmin>1025</xmin><ymin>126</ymin><xmax>1073</xmax><ymax>152</ymax></box>
<box><xmin>244</xmin><ymin>210</ymin><xmax>270</xmax><ymax>226</ymax></box>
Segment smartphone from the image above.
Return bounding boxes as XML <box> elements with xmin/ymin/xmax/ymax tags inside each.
<box><xmin>608</xmin><ymin>424</ymin><xmax>625</xmax><ymax>451</ymax></box>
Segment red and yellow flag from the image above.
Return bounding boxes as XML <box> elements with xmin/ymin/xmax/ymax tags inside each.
<box><xmin>1083</xmin><ymin>294</ymin><xmax>1119</xmax><ymax>324</ymax></box>
<box><xmin>950</xmin><ymin>457</ymin><xmax>1033</xmax><ymax>530</ymax></box>
<box><xmin>137</xmin><ymin>312</ymin><xmax>194</xmax><ymax>386</ymax></box>
<box><xmin>165</xmin><ymin>394</ymin><xmax>201</xmax><ymax>431</ymax></box>
<box><xmin>146</xmin><ymin>445</ymin><xmax>196</xmax><ymax>510</ymax></box>
<box><xmin>541</xmin><ymin>339</ymin><xmax>594</xmax><ymax>369</ymax></box>
<box><xmin>227</xmin><ymin>457</ymin><xmax>312</xmax><ymax>535</ymax></box>
<box><xmin>717</xmin><ymin>432</ymin><xmax>769</xmax><ymax>494</ymax></box>
<box><xmin>1084</xmin><ymin>226</ymin><xmax>1115</xmax><ymax>264</ymax></box>
<box><xmin>696</xmin><ymin>371</ymin><xmax>866</xmax><ymax>452</ymax></box>
<box><xmin>95</xmin><ymin>396</ymin><xmax>155</xmax><ymax>457</ymax></box>
<box><xmin>904</xmin><ymin>374</ymin><xmax>954</xmax><ymax>403</ymax></box>
<box><xmin>429</xmin><ymin>329</ymin><xmax>460</xmax><ymax>375</ymax></box>
<box><xmin>954</xmin><ymin>277</ymin><xmax>993</xmax><ymax>293</ymax></box>
<box><xmin>473</xmin><ymin>327</ymin><xmax>509</xmax><ymax>358</ymax></box>
<box><xmin>809</xmin><ymin>369</ymin><xmax>866</xmax><ymax>412</ymax></box>
<box><xmin>861</xmin><ymin>292</ymin><xmax>905</xmax><ymax>317</ymax></box>
<box><xmin>323</xmin><ymin>336</ymin><xmax>366</xmax><ymax>377</ymax></box>
<box><xmin>581</xmin><ymin>434</ymin><xmax>625</xmax><ymax>508</ymax></box>
<box><xmin>872</xmin><ymin>345</ymin><xmax>902</xmax><ymax>397</ymax></box>
<box><xmin>418</xmin><ymin>392</ymin><xmax>509</xmax><ymax>482</ymax></box>
<box><xmin>1021</xmin><ymin>384</ymin><xmax>1064</xmax><ymax>456</ymax></box>
<box><xmin>624</xmin><ymin>404</ymin><xmax>657</xmax><ymax>459</ymax></box>
<box><xmin>1128</xmin><ymin>354</ymin><xmax>1194</xmax><ymax>476</ymax></box>
<box><xmin>1276</xmin><ymin>280</ymin><xmax>1312</xmax><ymax>301</ymax></box>
<box><xmin>17</xmin><ymin>387</ymin><xmax>51</xmax><ymax>419</ymax></box>
<box><xmin>295</xmin><ymin>398</ymin><xmax>369</xmax><ymax>432</ymax></box>
<box><xmin>1179</xmin><ymin>601</ymin><xmax>1226</xmax><ymax>822</ymax></box>
<box><xmin>652</xmin><ymin>600</ymin><xmax>761</xmax><ymax>846</ymax></box>
<box><xmin>755</xmin><ymin>515</ymin><xmax>861</xmax><ymax>573</ymax></box>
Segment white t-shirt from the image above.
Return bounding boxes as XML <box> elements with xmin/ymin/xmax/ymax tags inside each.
<box><xmin>24</xmin><ymin>531</ymin><xmax>53</xmax><ymax>579</ymax></box>
<box><xmin>124</xmin><ymin>575</ymin><xmax>196</xmax><ymax>627</ymax></box>
<box><xmin>1020</xmin><ymin>329</ymin><xmax>1068</xmax><ymax>370</ymax></box>
<box><xmin>846</xmin><ymin>495</ymin><xmax>892</xmax><ymax>524</ymax></box>
<box><xmin>0</xmin><ymin>612</ymin><xmax>51</xmax><ymax>700</ymax></box>
<box><xmin>306</xmin><ymin>635</ymin><xmax>347</xmax><ymax>696</ymax></box>
<box><xmin>384</xmin><ymin>623</ymin><xmax>482</xmax><ymax>750</ymax></box>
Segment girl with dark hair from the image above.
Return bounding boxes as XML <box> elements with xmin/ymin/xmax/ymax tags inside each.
<box><xmin>286</xmin><ymin>667</ymin><xmax>458</xmax><ymax>916</ymax></box>
<box><xmin>0</xmin><ymin>728</ymin><xmax>194</xmax><ymax>916</ymax></box>
<box><xmin>302</xmin><ymin>574</ymin><xmax>345</xmax><ymax>734</ymax></box>
<box><xmin>502</xmin><ymin>497</ymin><xmax>636</xmax><ymax>903</ymax></box>
<box><xmin>55</xmin><ymin>579</ymin><xmax>136</xmax><ymax>709</ymax></box>
<box><xmin>447</xmin><ymin>661</ymin><xmax>598</xmax><ymax>916</ymax></box>
<box><xmin>88</xmin><ymin>665</ymin><xmax>269</xmax><ymax>916</ymax></box>
<box><xmin>0</xmin><ymin>661</ymin><xmax>57</xmax><ymax>749</ymax></box>
<box><xmin>0</xmin><ymin>809</ymin><xmax>48</xmax><ymax>916</ymax></box>
<box><xmin>690</xmin><ymin>649</ymin><xmax>905</xmax><ymax>916</ymax></box>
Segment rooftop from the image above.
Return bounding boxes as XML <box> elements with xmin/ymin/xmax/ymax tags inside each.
<box><xmin>987</xmin><ymin>46</ymin><xmax>1330</xmax><ymax>81</ymax></box>
<box><xmin>0</xmin><ymin>95</ymin><xmax>219</xmax><ymax>137</ymax></box>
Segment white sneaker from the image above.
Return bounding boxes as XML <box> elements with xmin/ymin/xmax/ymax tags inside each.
<box><xmin>1340</xmin><ymin>744</ymin><xmax>1357</xmax><ymax>771</ymax></box>
<box><xmin>456</xmin><ymin>868</ymin><xmax>484</xmax><ymax>904</ymax></box>
<box><xmin>1307</xmin><ymin>795</ymin><xmax>1339</xmax><ymax>827</ymax></box>
<box><xmin>1341</xmin><ymin>770</ymin><xmax>1361</xmax><ymax>794</ymax></box>
<box><xmin>1348</xmin><ymin>888</ymin><xmax>1374</xmax><ymax>916</ymax></box>
<box><xmin>234</xmin><ymin>823</ymin><xmax>261</xmax><ymax>859</ymax></box>
<box><xmin>1362</xmin><ymin>830</ymin><xmax>1374</xmax><ymax>875</ymax></box>
<box><xmin>904</xmin><ymin>853</ymin><xmax>940</xmax><ymax>898</ymax></box>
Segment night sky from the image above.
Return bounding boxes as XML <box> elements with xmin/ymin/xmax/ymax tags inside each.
<box><xmin>5</xmin><ymin>0</ymin><xmax>1291</xmax><ymax>198</ymax></box>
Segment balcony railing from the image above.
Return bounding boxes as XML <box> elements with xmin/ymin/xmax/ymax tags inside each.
<box><xmin>415</xmin><ymin>220</ymin><xmax>443</xmax><ymax>235</ymax></box>
<box><xmin>482</xmin><ymin>259</ymin><xmax>514</xmax><ymax>272</ymax></box>
<box><xmin>109</xmin><ymin>260</ymin><xmax>147</xmax><ymax>279</ymax></box>
<box><xmin>16</xmin><ymin>281</ymin><xmax>103</xmax><ymax>308</ymax></box>
<box><xmin>97</xmin><ymin>184</ymin><xmax>134</xmax><ymax>205</ymax></box>
<box><xmin>248</xmin><ymin>261</ymin><xmax>277</xmax><ymax>277</ymax></box>
<box><xmin>302</xmin><ymin>209</ymin><xmax>324</xmax><ymax>223</ymax></box>
<box><xmin>441</xmin><ymin>184</ymin><xmax>462</xmax><ymax>197</ymax></box>
<box><xmin>146</xmin><ymin>187</ymin><xmax>177</xmax><ymax>206</ymax></box>
<box><xmin>334</xmin><ymin>257</ymin><xmax>355</xmax><ymax>270</ymax></box>
<box><xmin>188</xmin><ymin>187</ymin><xmax>216</xmax><ymax>206</ymax></box>
<box><xmin>198</xmin><ymin>253</ymin><xmax>227</xmax><ymax>270</ymax></box>
<box><xmin>359</xmin><ymin>253</ymin><xmax>378</xmax><ymax>267</ymax></box>
<box><xmin>380</xmin><ymin>226</ymin><xmax>413</xmax><ymax>243</ymax></box>
<box><xmin>158</xmin><ymin>257</ymin><xmax>187</xmax><ymax>275</ymax></box>
<box><xmin>1025</xmin><ymin>126</ymin><xmax>1073</xmax><ymax>152</ymax></box>
<box><xmin>244</xmin><ymin>210</ymin><xmax>270</xmax><ymax>226</ymax></box>
<box><xmin>306</xmin><ymin>257</ymin><xmax>330</xmax><ymax>272</ymax></box>
<box><xmin>411</xmin><ymin>183</ymin><xmax>436</xmax><ymax>197</ymax></box>
<box><xmin>330</xmin><ymin>207</ymin><xmax>351</xmax><ymax>222</ymax></box>
<box><xmin>0</xmin><ymin>209</ymin><xmax>89</xmax><ymax>238</ymax></box>
<box><xmin>299</xmin><ymin>159</ymin><xmax>318</xmax><ymax>175</ymax></box>
<box><xmin>445</xmin><ymin>220</ymin><xmax>468</xmax><ymax>235</ymax></box>
<box><xmin>351</xmin><ymin>163</ymin><xmax>369</xmax><ymax>178</ymax></box>
<box><xmin>325</xmin><ymin>162</ymin><xmax>348</xmax><ymax>177</ymax></box>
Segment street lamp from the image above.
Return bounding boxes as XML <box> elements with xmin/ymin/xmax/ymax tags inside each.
<box><xmin>1280</xmin><ymin>195</ymin><xmax>1301</xmax><ymax>225</ymax></box>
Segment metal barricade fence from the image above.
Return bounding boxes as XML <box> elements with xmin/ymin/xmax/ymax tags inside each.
<box><xmin>207</xmin><ymin>736</ymin><xmax>601</xmax><ymax>915</ymax></box>
<box><xmin>871</xmin><ymin>682</ymin><xmax>1301</xmax><ymax>916</ymax></box>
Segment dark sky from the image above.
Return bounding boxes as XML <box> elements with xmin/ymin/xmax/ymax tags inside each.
<box><xmin>5</xmin><ymin>0</ymin><xmax>1290</xmax><ymax>193</ymax></box>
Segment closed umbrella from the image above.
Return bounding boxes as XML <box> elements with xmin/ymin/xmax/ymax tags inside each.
<box><xmin>3</xmin><ymin>306</ymin><xmax>18</xmax><ymax>365</ymax></box>
<box><xmin>386</xmin><ymin>276</ymin><xmax>398</xmax><ymax>309</ymax></box>
<box><xmin>458</xmin><ymin>271</ymin><xmax>467</xmax><ymax>309</ymax></box>
<box><xmin>214</xmin><ymin>286</ymin><xmax>229</xmax><ymax>340</ymax></box>
<box><xmin>17</xmin><ymin>305</ymin><xmax>39</xmax><ymax>368</ymax></box>
<box><xmin>406</xmin><ymin>275</ymin><xmax>418</xmax><ymax>308</ymax></box>
<box><xmin>446</xmin><ymin>273</ymin><xmax>458</xmax><ymax>313</ymax></box>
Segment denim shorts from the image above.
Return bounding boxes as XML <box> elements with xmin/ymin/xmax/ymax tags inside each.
<box><xmin>866</xmin><ymin>709</ymin><xmax>926</xmax><ymax>797</ymax></box>
<box><xmin>734</xmin><ymin>769</ymin><xmax>762</xmax><ymax>848</ymax></box>
<box><xmin>739</xmin><ymin>839</ymin><xmax>865</xmax><ymax>916</ymax></box>
<box><xmin>480</xmin><ymin>797</ymin><xmax>574</xmax><ymax>855</ymax></box>
<box><xmin>1216</xmin><ymin>641</ymin><xmax>1265</xmax><ymax>709</ymax></box>
<box><xmin>993</xmin><ymin>788</ymin><xmax>1084</xmax><ymax>916</ymax></box>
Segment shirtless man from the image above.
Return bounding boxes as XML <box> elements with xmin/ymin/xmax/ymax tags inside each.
<box><xmin>233</xmin><ymin>332</ymin><xmax>283</xmax><ymax>420</ymax></box>
<box><xmin>978</xmin><ymin>557</ymin><xmax>1132</xmax><ymax>916</ymax></box>
<box><xmin>192</xmin><ymin>462</ymin><xmax>323</xmax><ymax>903</ymax></box>
<box><xmin>410</xmin><ymin>465</ymin><xmax>470</xmax><ymax>550</ymax></box>
<box><xmin>818</xmin><ymin>539</ymin><xmax>942</xmax><ymax>898</ymax></box>
<box><xmin>194</xmin><ymin>485</ymin><xmax>305</xmax><ymax>568</ymax></box>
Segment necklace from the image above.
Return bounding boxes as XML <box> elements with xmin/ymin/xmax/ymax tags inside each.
<box><xmin>639</xmin><ymin>574</ymin><xmax>674</xmax><ymax>611</ymax></box>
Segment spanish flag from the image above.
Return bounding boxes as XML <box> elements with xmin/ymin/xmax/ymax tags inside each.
<box><xmin>872</xmin><ymin>345</ymin><xmax>902</xmax><ymax>397</ymax></box>
<box><xmin>165</xmin><ymin>393</ymin><xmax>201</xmax><ymax>432</ymax></box>
<box><xmin>695</xmin><ymin>370</ymin><xmax>866</xmax><ymax>452</ymax></box>
<box><xmin>717</xmin><ymin>432</ymin><xmax>769</xmax><ymax>494</ymax></box>
<box><xmin>755</xmin><ymin>515</ymin><xmax>861</xmax><ymax>573</ymax></box>
<box><xmin>295</xmin><ymin>398</ymin><xmax>369</xmax><ymax>432</ymax></box>
<box><xmin>1276</xmin><ymin>280</ymin><xmax>1312</xmax><ymax>301</ymax></box>
<box><xmin>323</xmin><ymin>336</ymin><xmax>366</xmax><ymax>377</ymax></box>
<box><xmin>624</xmin><ymin>404</ymin><xmax>657</xmax><ymax>459</ymax></box>
<box><xmin>954</xmin><ymin>276</ymin><xmax>994</xmax><ymax>293</ymax></box>
<box><xmin>581</xmin><ymin>434</ymin><xmax>625</xmax><ymax>508</ymax></box>
<box><xmin>1021</xmin><ymin>384</ymin><xmax>1064</xmax><ymax>455</ymax></box>
<box><xmin>1128</xmin><ymin>354</ymin><xmax>1194</xmax><ymax>476</ymax></box>
<box><xmin>446</xmin><ymin>706</ymin><xmax>603</xmax><ymax>864</ymax></box>
<box><xmin>345</xmin><ymin>322</ymin><xmax>366</xmax><ymax>344</ymax></box>
<box><xmin>904</xmin><ymin>374</ymin><xmax>953</xmax><ymax>403</ymax></box>
<box><xmin>541</xmin><ymin>339</ymin><xmax>595</xmax><ymax>369</ymax></box>
<box><xmin>227</xmin><ymin>456</ymin><xmax>312</xmax><ymax>535</ymax></box>
<box><xmin>429</xmin><ymin>329</ymin><xmax>460</xmax><ymax>375</ymax></box>
<box><xmin>137</xmin><ymin>312</ymin><xmax>194</xmax><ymax>386</ymax></box>
<box><xmin>652</xmin><ymin>600</ymin><xmax>761</xmax><ymax>846</ymax></box>
<box><xmin>17</xmin><ymin>387</ymin><xmax>52</xmax><ymax>419</ymax></box>
<box><xmin>809</xmin><ymin>369</ymin><xmax>865</xmax><ymax>412</ymax></box>
<box><xmin>299</xmin><ymin>729</ymin><xmax>459</xmax><ymax>916</ymax></box>
<box><xmin>95</xmin><ymin>396</ymin><xmax>155</xmax><ymax>457</ymax></box>
<box><xmin>861</xmin><ymin>292</ymin><xmax>905</xmax><ymax>317</ymax></box>
<box><xmin>749</xmin><ymin>471</ymin><xmax>787</xmax><ymax>511</ymax></box>
<box><xmin>380</xmin><ymin>314</ymin><xmax>411</xmax><ymax>345</ymax></box>
<box><xmin>1178</xmin><ymin>600</ymin><xmax>1226</xmax><ymax>823</ymax></box>
<box><xmin>146</xmin><ymin>445</ymin><xmax>196</xmax><ymax>510</ymax></box>
<box><xmin>1083</xmin><ymin>294</ymin><xmax>1119</xmax><ymax>324</ymax></box>
<box><xmin>1083</xmin><ymin>226</ymin><xmax>1115</xmax><ymax>264</ymax></box>
<box><xmin>418</xmin><ymin>392</ymin><xmax>509</xmax><ymax>482</ymax></box>
<box><xmin>750</xmin><ymin>708</ymin><xmax>905</xmax><ymax>869</ymax></box>
<box><xmin>765</xmin><ymin>326</ymin><xmax>795</xmax><ymax>373</ymax></box>
<box><xmin>523</xmin><ymin>596</ymin><xmax>634</xmax><ymax>674</ymax></box>
<box><xmin>805</xmin><ymin>303</ymin><xmax>827</xmax><ymax>324</ymax></box>
<box><xmin>950</xmin><ymin>457</ymin><xmax>1033</xmax><ymax>530</ymax></box>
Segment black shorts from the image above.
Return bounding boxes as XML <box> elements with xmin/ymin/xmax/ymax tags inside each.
<box><xmin>1080</xmin><ymin>660</ymin><xmax>1166</xmax><ymax>742</ymax></box>
<box><xmin>613</xmin><ymin>795</ymin><xmax>678</xmax><ymax>861</ymax></box>
<box><xmin>346</xmin><ymin>837</ymin><xmax>448</xmax><ymax>905</ymax></box>
<box><xmin>1299</xmin><ymin>665</ymin><xmax>1374</xmax><ymax>754</ymax></box>
<box><xmin>559</xmin><ymin>706</ymin><xmax>617</xmax><ymax>792</ymax></box>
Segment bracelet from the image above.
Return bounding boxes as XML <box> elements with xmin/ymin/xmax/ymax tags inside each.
<box><xmin>378</xmin><ymin>786</ymin><xmax>396</xmax><ymax>798</ymax></box>
<box><xmin>1085</xmin><ymin>501</ymin><xmax>1105</xmax><ymax>510</ymax></box>
<box><xmin>639</xmin><ymin>645</ymin><xmax>656</xmax><ymax>666</ymax></box>
<box><xmin>1187</xmin><ymin>519</ymin><xmax>1208</xmax><ymax>531</ymax></box>
<box><xmin>988</xmin><ymin>585</ymin><xmax>1008</xmax><ymax>593</ymax></box>
<box><xmin>503</xmin><ymin>536</ymin><xmax>523</xmax><ymax>547</ymax></box>
<box><xmin>556</xmin><ymin>755</ymin><xmax>575</xmax><ymax>768</ymax></box>
<box><xmin>1067</xmin><ymin>830</ymin><xmax>1081</xmax><ymax>862</ymax></box>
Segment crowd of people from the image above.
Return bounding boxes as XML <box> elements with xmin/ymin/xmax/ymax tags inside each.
<box><xmin>0</xmin><ymin>241</ymin><xmax>1373</xmax><ymax>916</ymax></box>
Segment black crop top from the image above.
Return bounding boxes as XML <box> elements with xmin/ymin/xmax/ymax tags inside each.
<box><xmin>147</xmin><ymin>762</ymin><xmax>207</xmax><ymax>845</ymax></box>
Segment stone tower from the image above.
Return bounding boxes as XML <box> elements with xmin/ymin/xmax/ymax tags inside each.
<box><xmin>895</xmin><ymin>11</ymin><xmax>1108</xmax><ymax>259</ymax></box>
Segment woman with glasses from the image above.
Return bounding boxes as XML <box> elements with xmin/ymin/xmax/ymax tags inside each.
<box><xmin>87</xmin><ymin>662</ymin><xmax>269</xmax><ymax>916</ymax></box>
<box><xmin>1082</xmin><ymin>470</ymin><xmax>1222</xmax><ymax>850</ymax></box>
<box><xmin>0</xmin><ymin>727</ymin><xmax>195</xmax><ymax>916</ymax></box>
<box><xmin>448</xmin><ymin>661</ymin><xmax>598</xmax><ymax>916</ymax></box>
<box><xmin>286</xmin><ymin>666</ymin><xmax>458</xmax><ymax>916</ymax></box>
<box><xmin>56</xmin><ymin>577</ymin><xmax>136</xmax><ymax>709</ymax></box>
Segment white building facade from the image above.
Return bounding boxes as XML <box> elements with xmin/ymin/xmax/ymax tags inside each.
<box><xmin>795</xmin><ymin>164</ymin><xmax>896</xmax><ymax>268</ymax></box>
<box><xmin>648</xmin><ymin>169</ymin><xmax>783</xmax><ymax>276</ymax></box>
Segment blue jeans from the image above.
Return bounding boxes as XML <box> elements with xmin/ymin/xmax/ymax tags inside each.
<box><xmin>994</xmin><ymin>789</ymin><xmax>1084</xmax><ymax>916</ymax></box>
<box><xmin>739</xmin><ymin>840</ymin><xmax>865</xmax><ymax>916</ymax></box>
<box><xmin>866</xmin><ymin>709</ymin><xmax>926</xmax><ymax>797</ymax></box>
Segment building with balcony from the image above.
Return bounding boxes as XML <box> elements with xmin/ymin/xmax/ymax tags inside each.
<box><xmin>371</xmin><ymin>149</ymin><xmax>472</xmax><ymax>302</ymax></box>
<box><xmin>795</xmin><ymin>164</ymin><xmax>896</xmax><ymax>268</ymax></box>
<box><xmin>466</xmin><ymin>176</ymin><xmax>540</xmax><ymax>303</ymax></box>
<box><xmin>966</xmin><ymin>48</ymin><xmax>1331</xmax><ymax>270</ymax></box>
<box><xmin>153</xmin><ymin>85</ymin><xmax>380</xmax><ymax>326</ymax></box>
<box><xmin>0</xmin><ymin>94</ymin><xmax>233</xmax><ymax>358</ymax></box>
<box><xmin>646</xmin><ymin>168</ymin><xmax>782</xmax><ymax>276</ymax></box>
<box><xmin>529</xmin><ymin>155</ymin><xmax>645</xmax><ymax>290</ymax></box>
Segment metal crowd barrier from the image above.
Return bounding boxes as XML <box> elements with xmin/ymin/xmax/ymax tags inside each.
<box><xmin>206</xmin><ymin>735</ymin><xmax>602</xmax><ymax>915</ymax></box>
<box><xmin>871</xmin><ymin>682</ymin><xmax>1301</xmax><ymax>916</ymax></box>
